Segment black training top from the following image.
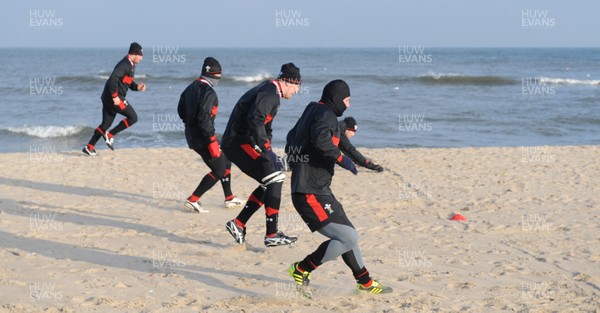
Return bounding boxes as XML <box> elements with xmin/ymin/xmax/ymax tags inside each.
<box><xmin>102</xmin><ymin>56</ymin><xmax>139</xmax><ymax>100</ymax></box>
<box><xmin>222</xmin><ymin>80</ymin><xmax>282</xmax><ymax>151</ymax></box>
<box><xmin>286</xmin><ymin>101</ymin><xmax>343</xmax><ymax>195</ymax></box>
<box><xmin>178</xmin><ymin>78</ymin><xmax>219</xmax><ymax>149</ymax></box>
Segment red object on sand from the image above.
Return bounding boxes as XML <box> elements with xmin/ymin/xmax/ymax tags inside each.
<box><xmin>450</xmin><ymin>214</ymin><xmax>467</xmax><ymax>221</ymax></box>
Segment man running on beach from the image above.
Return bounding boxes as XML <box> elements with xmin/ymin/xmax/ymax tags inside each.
<box><xmin>83</xmin><ymin>42</ymin><xmax>146</xmax><ymax>155</ymax></box>
<box><xmin>338</xmin><ymin>117</ymin><xmax>384</xmax><ymax>172</ymax></box>
<box><xmin>285</xmin><ymin>80</ymin><xmax>393</xmax><ymax>297</ymax></box>
<box><xmin>178</xmin><ymin>57</ymin><xmax>244</xmax><ymax>213</ymax></box>
<box><xmin>223</xmin><ymin>63</ymin><xmax>301</xmax><ymax>247</ymax></box>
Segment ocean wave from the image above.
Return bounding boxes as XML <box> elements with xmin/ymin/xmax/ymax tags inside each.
<box><xmin>98</xmin><ymin>73</ymin><xmax>148</xmax><ymax>79</ymax></box>
<box><xmin>538</xmin><ymin>77</ymin><xmax>600</xmax><ymax>86</ymax></box>
<box><xmin>417</xmin><ymin>73</ymin><xmax>517</xmax><ymax>85</ymax></box>
<box><xmin>55</xmin><ymin>75</ymin><xmax>104</xmax><ymax>84</ymax></box>
<box><xmin>227</xmin><ymin>73</ymin><xmax>272</xmax><ymax>83</ymax></box>
<box><xmin>54</xmin><ymin>73</ymin><xmax>272</xmax><ymax>85</ymax></box>
<box><xmin>55</xmin><ymin>73</ymin><xmax>599</xmax><ymax>88</ymax></box>
<box><xmin>344</xmin><ymin>73</ymin><xmax>517</xmax><ymax>86</ymax></box>
<box><xmin>0</xmin><ymin>125</ymin><xmax>91</xmax><ymax>138</ymax></box>
<box><xmin>56</xmin><ymin>73</ymin><xmax>149</xmax><ymax>84</ymax></box>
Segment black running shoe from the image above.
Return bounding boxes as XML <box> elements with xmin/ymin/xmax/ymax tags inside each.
<box><xmin>82</xmin><ymin>146</ymin><xmax>97</xmax><ymax>156</ymax></box>
<box><xmin>226</xmin><ymin>220</ymin><xmax>246</xmax><ymax>244</ymax></box>
<box><xmin>102</xmin><ymin>133</ymin><xmax>114</xmax><ymax>150</ymax></box>
<box><xmin>264</xmin><ymin>230</ymin><xmax>297</xmax><ymax>247</ymax></box>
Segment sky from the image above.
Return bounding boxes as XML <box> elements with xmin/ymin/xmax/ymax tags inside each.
<box><xmin>0</xmin><ymin>0</ymin><xmax>598</xmax><ymax>48</ymax></box>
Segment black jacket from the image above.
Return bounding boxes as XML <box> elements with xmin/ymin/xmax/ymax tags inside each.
<box><xmin>102</xmin><ymin>56</ymin><xmax>139</xmax><ymax>100</ymax></box>
<box><xmin>222</xmin><ymin>80</ymin><xmax>282</xmax><ymax>151</ymax></box>
<box><xmin>177</xmin><ymin>78</ymin><xmax>219</xmax><ymax>149</ymax></box>
<box><xmin>286</xmin><ymin>102</ymin><xmax>343</xmax><ymax>195</ymax></box>
<box><xmin>338</xmin><ymin>121</ymin><xmax>369</xmax><ymax>167</ymax></box>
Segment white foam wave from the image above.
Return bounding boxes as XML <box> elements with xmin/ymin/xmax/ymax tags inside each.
<box><xmin>230</xmin><ymin>73</ymin><xmax>271</xmax><ymax>83</ymax></box>
<box><xmin>95</xmin><ymin>74</ymin><xmax>147</xmax><ymax>80</ymax></box>
<box><xmin>538</xmin><ymin>77</ymin><xmax>600</xmax><ymax>86</ymax></box>
<box><xmin>3</xmin><ymin>125</ymin><xmax>86</xmax><ymax>138</ymax></box>
<box><xmin>424</xmin><ymin>72</ymin><xmax>462</xmax><ymax>80</ymax></box>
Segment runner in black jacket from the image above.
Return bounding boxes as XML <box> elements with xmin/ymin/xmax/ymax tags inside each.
<box><xmin>83</xmin><ymin>42</ymin><xmax>146</xmax><ymax>155</ymax></box>
<box><xmin>223</xmin><ymin>63</ymin><xmax>301</xmax><ymax>247</ymax></box>
<box><xmin>338</xmin><ymin>117</ymin><xmax>384</xmax><ymax>172</ymax></box>
<box><xmin>178</xmin><ymin>57</ymin><xmax>243</xmax><ymax>213</ymax></box>
<box><xmin>285</xmin><ymin>80</ymin><xmax>392</xmax><ymax>297</ymax></box>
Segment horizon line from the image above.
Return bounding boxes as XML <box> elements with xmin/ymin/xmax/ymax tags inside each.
<box><xmin>1</xmin><ymin>46</ymin><xmax>600</xmax><ymax>49</ymax></box>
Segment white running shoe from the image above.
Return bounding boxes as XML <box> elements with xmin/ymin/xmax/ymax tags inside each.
<box><xmin>184</xmin><ymin>200</ymin><xmax>209</xmax><ymax>213</ymax></box>
<box><xmin>102</xmin><ymin>133</ymin><xmax>114</xmax><ymax>150</ymax></box>
<box><xmin>224</xmin><ymin>197</ymin><xmax>244</xmax><ymax>209</ymax></box>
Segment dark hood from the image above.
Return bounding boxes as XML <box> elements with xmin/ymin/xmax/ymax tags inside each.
<box><xmin>320</xmin><ymin>79</ymin><xmax>350</xmax><ymax>117</ymax></box>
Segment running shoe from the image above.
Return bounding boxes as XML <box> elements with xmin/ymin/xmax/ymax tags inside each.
<box><xmin>356</xmin><ymin>280</ymin><xmax>393</xmax><ymax>294</ymax></box>
<box><xmin>226</xmin><ymin>220</ymin><xmax>246</xmax><ymax>244</ymax></box>
<box><xmin>102</xmin><ymin>132</ymin><xmax>114</xmax><ymax>150</ymax></box>
<box><xmin>264</xmin><ymin>230</ymin><xmax>297</xmax><ymax>247</ymax></box>
<box><xmin>224</xmin><ymin>197</ymin><xmax>244</xmax><ymax>209</ymax></box>
<box><xmin>82</xmin><ymin>146</ymin><xmax>97</xmax><ymax>156</ymax></box>
<box><xmin>288</xmin><ymin>262</ymin><xmax>312</xmax><ymax>299</ymax></box>
<box><xmin>184</xmin><ymin>200</ymin><xmax>208</xmax><ymax>213</ymax></box>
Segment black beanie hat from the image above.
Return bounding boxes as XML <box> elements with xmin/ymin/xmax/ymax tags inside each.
<box><xmin>320</xmin><ymin>79</ymin><xmax>350</xmax><ymax>117</ymax></box>
<box><xmin>277</xmin><ymin>63</ymin><xmax>301</xmax><ymax>85</ymax></box>
<box><xmin>128</xmin><ymin>42</ymin><xmax>143</xmax><ymax>56</ymax></box>
<box><xmin>201</xmin><ymin>57</ymin><xmax>222</xmax><ymax>79</ymax></box>
<box><xmin>343</xmin><ymin>117</ymin><xmax>358</xmax><ymax>132</ymax></box>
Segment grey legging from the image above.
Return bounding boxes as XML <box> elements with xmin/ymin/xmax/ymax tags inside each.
<box><xmin>317</xmin><ymin>222</ymin><xmax>365</xmax><ymax>269</ymax></box>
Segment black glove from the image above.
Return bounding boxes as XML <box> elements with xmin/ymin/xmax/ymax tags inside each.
<box><xmin>338</xmin><ymin>155</ymin><xmax>358</xmax><ymax>175</ymax></box>
<box><xmin>366</xmin><ymin>161</ymin><xmax>384</xmax><ymax>172</ymax></box>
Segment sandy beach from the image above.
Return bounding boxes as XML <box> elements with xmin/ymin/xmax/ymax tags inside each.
<box><xmin>0</xmin><ymin>145</ymin><xmax>598</xmax><ymax>312</ymax></box>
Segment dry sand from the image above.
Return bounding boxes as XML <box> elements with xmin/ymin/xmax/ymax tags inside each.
<box><xmin>0</xmin><ymin>146</ymin><xmax>598</xmax><ymax>312</ymax></box>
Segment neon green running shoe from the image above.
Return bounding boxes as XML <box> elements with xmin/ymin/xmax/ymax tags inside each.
<box><xmin>288</xmin><ymin>262</ymin><xmax>312</xmax><ymax>299</ymax></box>
<box><xmin>356</xmin><ymin>280</ymin><xmax>393</xmax><ymax>294</ymax></box>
